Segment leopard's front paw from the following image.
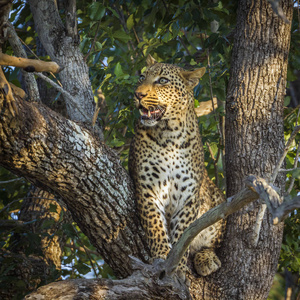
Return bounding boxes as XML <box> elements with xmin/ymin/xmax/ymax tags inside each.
<box><xmin>193</xmin><ymin>248</ymin><xmax>221</xmax><ymax>276</ymax></box>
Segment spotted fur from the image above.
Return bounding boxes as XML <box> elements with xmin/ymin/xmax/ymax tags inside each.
<box><xmin>129</xmin><ymin>55</ymin><xmax>226</xmax><ymax>278</ymax></box>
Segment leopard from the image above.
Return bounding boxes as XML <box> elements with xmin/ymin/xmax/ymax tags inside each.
<box><xmin>129</xmin><ymin>54</ymin><xmax>226</xmax><ymax>279</ymax></box>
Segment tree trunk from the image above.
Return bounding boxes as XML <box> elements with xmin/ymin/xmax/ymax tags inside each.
<box><xmin>193</xmin><ymin>0</ymin><xmax>292</xmax><ymax>299</ymax></box>
<box><xmin>28</xmin><ymin>0</ymin><xmax>98</xmax><ymax>126</ymax></box>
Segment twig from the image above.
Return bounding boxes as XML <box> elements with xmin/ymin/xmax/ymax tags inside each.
<box><xmin>84</xmin><ymin>22</ymin><xmax>100</xmax><ymax>62</ymax></box>
<box><xmin>286</xmin><ymin>140</ymin><xmax>300</xmax><ymax>195</ymax></box>
<box><xmin>279</xmin><ymin>167</ymin><xmax>300</xmax><ymax>172</ymax></box>
<box><xmin>0</xmin><ymin>178</ymin><xmax>23</xmax><ymax>184</ymax></box>
<box><xmin>270</xmin><ymin>125</ymin><xmax>300</xmax><ymax>183</ymax></box>
<box><xmin>65</xmin><ymin>243</ymin><xmax>99</xmax><ymax>256</ymax></box>
<box><xmin>34</xmin><ymin>72</ymin><xmax>90</xmax><ymax>122</ymax></box>
<box><xmin>284</xmin><ymin>103</ymin><xmax>300</xmax><ymax>120</ymax></box>
<box><xmin>178</xmin><ymin>36</ymin><xmax>191</xmax><ymax>56</ymax></box>
<box><xmin>72</xmin><ymin>225</ymin><xmax>101</xmax><ymax>278</ymax></box>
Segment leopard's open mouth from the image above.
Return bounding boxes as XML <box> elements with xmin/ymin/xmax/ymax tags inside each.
<box><xmin>139</xmin><ymin>106</ymin><xmax>165</xmax><ymax>122</ymax></box>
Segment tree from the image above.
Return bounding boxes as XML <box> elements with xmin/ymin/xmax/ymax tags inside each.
<box><xmin>0</xmin><ymin>0</ymin><xmax>299</xmax><ymax>299</ymax></box>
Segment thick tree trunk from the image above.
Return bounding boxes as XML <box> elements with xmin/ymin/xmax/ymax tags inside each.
<box><xmin>186</xmin><ymin>0</ymin><xmax>293</xmax><ymax>299</ymax></box>
<box><xmin>196</xmin><ymin>0</ymin><xmax>291</xmax><ymax>299</ymax></box>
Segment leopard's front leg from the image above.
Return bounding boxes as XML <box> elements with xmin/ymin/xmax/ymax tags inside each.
<box><xmin>169</xmin><ymin>193</ymin><xmax>199</xmax><ymax>279</ymax></box>
<box><xmin>136</xmin><ymin>192</ymin><xmax>171</xmax><ymax>261</ymax></box>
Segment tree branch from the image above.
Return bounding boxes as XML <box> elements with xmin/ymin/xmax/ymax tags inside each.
<box><xmin>0</xmin><ymin>91</ymin><xmax>148</xmax><ymax>277</ymax></box>
<box><xmin>245</xmin><ymin>176</ymin><xmax>300</xmax><ymax>225</ymax></box>
<box><xmin>26</xmin><ymin>260</ymin><xmax>190</xmax><ymax>300</ymax></box>
<box><xmin>0</xmin><ymin>53</ymin><xmax>61</xmax><ymax>73</ymax></box>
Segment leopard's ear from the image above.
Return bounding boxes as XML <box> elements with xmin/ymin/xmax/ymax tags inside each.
<box><xmin>180</xmin><ymin>67</ymin><xmax>206</xmax><ymax>88</ymax></box>
<box><xmin>146</xmin><ymin>54</ymin><xmax>157</xmax><ymax>67</ymax></box>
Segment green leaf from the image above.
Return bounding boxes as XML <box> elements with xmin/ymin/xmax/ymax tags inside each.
<box><xmin>114</xmin><ymin>62</ymin><xmax>124</xmax><ymax>77</ymax></box>
<box><xmin>76</xmin><ymin>262</ymin><xmax>91</xmax><ymax>275</ymax></box>
<box><xmin>88</xmin><ymin>2</ymin><xmax>106</xmax><ymax>21</ymax></box>
<box><xmin>291</xmin><ymin>168</ymin><xmax>300</xmax><ymax>179</ymax></box>
<box><xmin>284</xmin><ymin>96</ymin><xmax>291</xmax><ymax>106</ymax></box>
<box><xmin>62</xmin><ymin>223</ymin><xmax>77</xmax><ymax>238</ymax></box>
<box><xmin>113</xmin><ymin>30</ymin><xmax>131</xmax><ymax>42</ymax></box>
<box><xmin>127</xmin><ymin>14</ymin><xmax>135</xmax><ymax>30</ymax></box>
<box><xmin>110</xmin><ymin>138</ymin><xmax>125</xmax><ymax>147</ymax></box>
<box><xmin>49</xmin><ymin>203</ymin><xmax>58</xmax><ymax>213</ymax></box>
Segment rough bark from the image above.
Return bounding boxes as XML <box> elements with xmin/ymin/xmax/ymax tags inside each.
<box><xmin>28</xmin><ymin>0</ymin><xmax>96</xmax><ymax>125</ymax></box>
<box><xmin>185</xmin><ymin>1</ymin><xmax>293</xmax><ymax>299</ymax></box>
<box><xmin>221</xmin><ymin>0</ymin><xmax>292</xmax><ymax>299</ymax></box>
<box><xmin>0</xmin><ymin>94</ymin><xmax>149</xmax><ymax>277</ymax></box>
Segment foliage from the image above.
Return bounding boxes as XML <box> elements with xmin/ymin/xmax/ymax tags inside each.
<box><xmin>0</xmin><ymin>0</ymin><xmax>299</xmax><ymax>299</ymax></box>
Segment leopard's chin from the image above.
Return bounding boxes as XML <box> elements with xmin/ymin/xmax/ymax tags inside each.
<box><xmin>139</xmin><ymin>106</ymin><xmax>165</xmax><ymax>126</ymax></box>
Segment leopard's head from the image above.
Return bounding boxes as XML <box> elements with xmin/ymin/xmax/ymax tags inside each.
<box><xmin>134</xmin><ymin>55</ymin><xmax>206</xmax><ymax>127</ymax></box>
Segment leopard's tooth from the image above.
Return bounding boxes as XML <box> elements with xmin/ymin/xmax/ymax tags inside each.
<box><xmin>148</xmin><ymin>110</ymin><xmax>151</xmax><ymax>117</ymax></box>
<box><xmin>139</xmin><ymin>109</ymin><xmax>143</xmax><ymax>115</ymax></box>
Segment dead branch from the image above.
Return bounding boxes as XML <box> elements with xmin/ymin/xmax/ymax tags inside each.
<box><xmin>26</xmin><ymin>257</ymin><xmax>190</xmax><ymax>300</ymax></box>
<box><xmin>245</xmin><ymin>176</ymin><xmax>300</xmax><ymax>224</ymax></box>
<box><xmin>194</xmin><ymin>98</ymin><xmax>218</xmax><ymax>117</ymax></box>
<box><xmin>250</xmin><ymin>124</ymin><xmax>300</xmax><ymax>247</ymax></box>
<box><xmin>0</xmin><ymin>52</ymin><xmax>61</xmax><ymax>73</ymax></box>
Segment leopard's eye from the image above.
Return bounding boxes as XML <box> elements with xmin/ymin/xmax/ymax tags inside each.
<box><xmin>139</xmin><ymin>75</ymin><xmax>146</xmax><ymax>82</ymax></box>
<box><xmin>158</xmin><ymin>77</ymin><xmax>169</xmax><ymax>84</ymax></box>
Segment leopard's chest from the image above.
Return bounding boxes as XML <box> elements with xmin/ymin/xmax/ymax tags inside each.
<box><xmin>132</xmin><ymin>126</ymin><xmax>204</xmax><ymax>213</ymax></box>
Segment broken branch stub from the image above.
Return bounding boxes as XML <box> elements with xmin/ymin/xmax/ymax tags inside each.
<box><xmin>0</xmin><ymin>53</ymin><xmax>61</xmax><ymax>73</ymax></box>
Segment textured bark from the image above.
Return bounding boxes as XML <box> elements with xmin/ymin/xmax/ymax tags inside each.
<box><xmin>186</xmin><ymin>1</ymin><xmax>293</xmax><ymax>299</ymax></box>
<box><xmin>25</xmin><ymin>258</ymin><xmax>190</xmax><ymax>300</ymax></box>
<box><xmin>28</xmin><ymin>0</ymin><xmax>96</xmax><ymax>124</ymax></box>
<box><xmin>220</xmin><ymin>0</ymin><xmax>291</xmax><ymax>299</ymax></box>
<box><xmin>0</xmin><ymin>95</ymin><xmax>149</xmax><ymax>277</ymax></box>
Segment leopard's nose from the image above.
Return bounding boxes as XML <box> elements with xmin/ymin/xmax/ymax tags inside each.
<box><xmin>135</xmin><ymin>92</ymin><xmax>147</xmax><ymax>100</ymax></box>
